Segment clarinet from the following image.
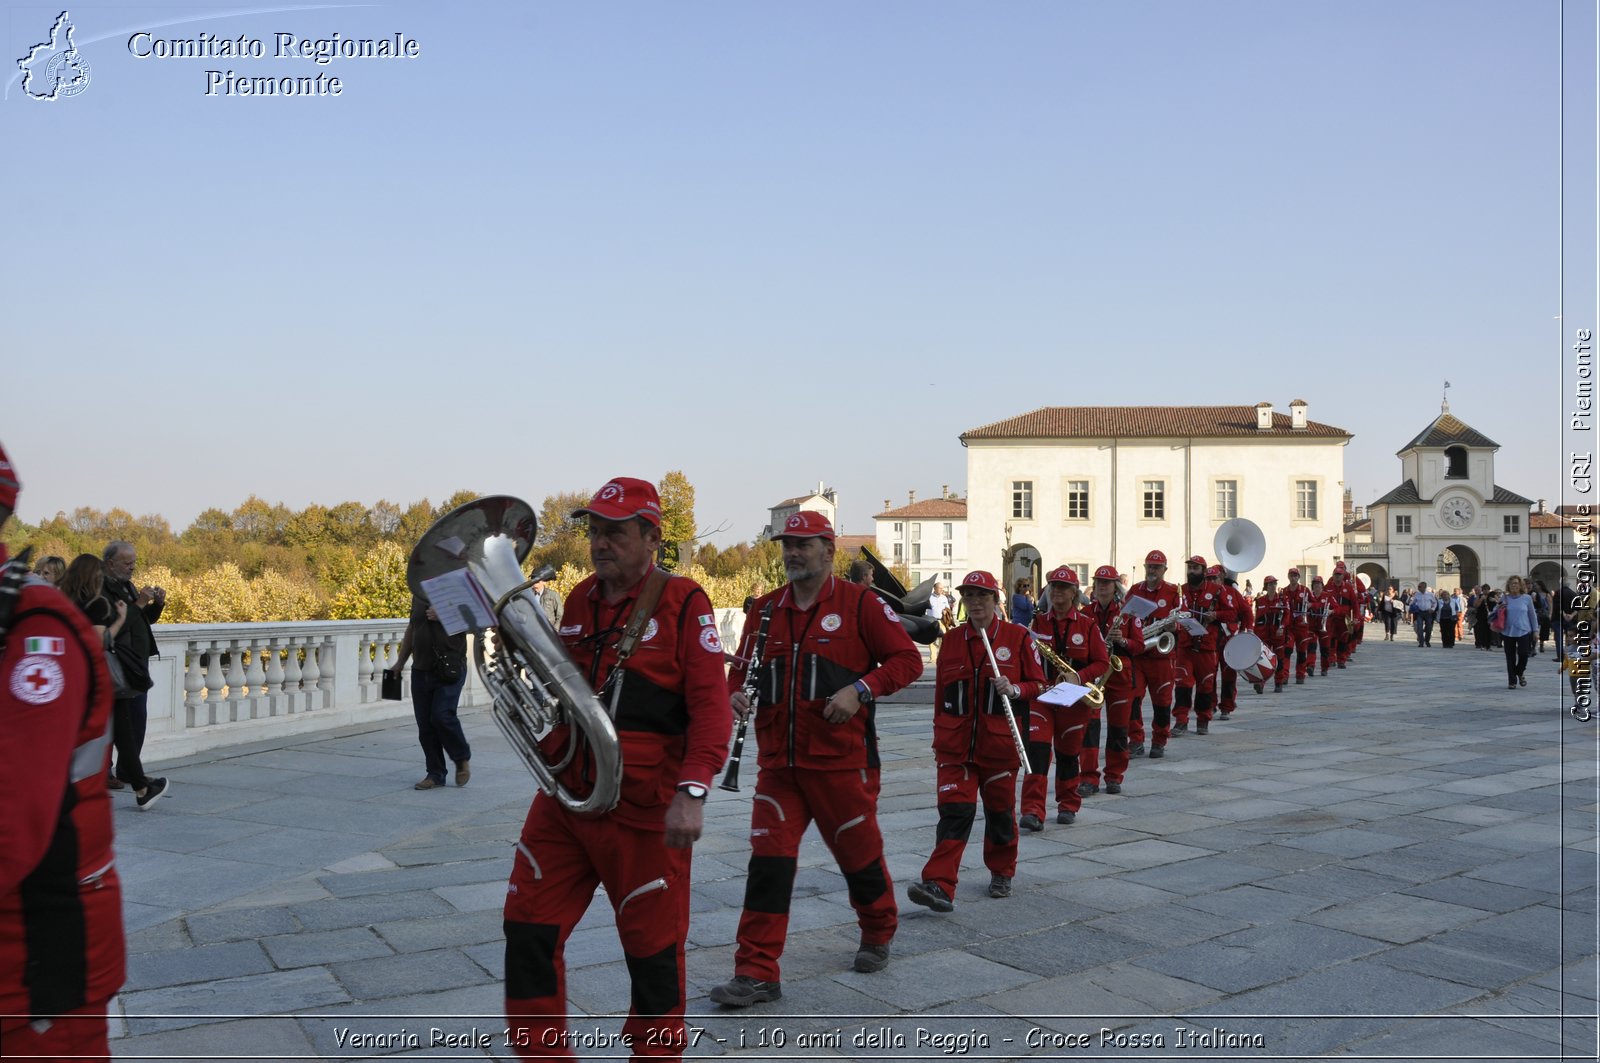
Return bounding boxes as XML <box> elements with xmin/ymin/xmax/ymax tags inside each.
<box><xmin>719</xmin><ymin>602</ymin><xmax>775</xmax><ymax>792</ymax></box>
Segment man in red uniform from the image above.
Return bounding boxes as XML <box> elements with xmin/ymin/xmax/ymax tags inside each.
<box><xmin>1326</xmin><ymin>563</ymin><xmax>1354</xmax><ymax>669</ymax></box>
<box><xmin>1020</xmin><ymin>567</ymin><xmax>1107</xmax><ymax>829</ymax></box>
<box><xmin>907</xmin><ymin>570</ymin><xmax>1046</xmax><ymax>911</ymax></box>
<box><xmin>1125</xmin><ymin>550</ymin><xmax>1179</xmax><ymax>759</ymax></box>
<box><xmin>1309</xmin><ymin>575</ymin><xmax>1335</xmax><ymax>675</ymax></box>
<box><xmin>710</xmin><ymin>512</ymin><xmax>922</xmax><ymax>1006</ymax></box>
<box><xmin>1172</xmin><ymin>558</ymin><xmax>1234</xmax><ymax>736</ymax></box>
<box><xmin>1252</xmin><ymin>576</ymin><xmax>1293</xmax><ymax>693</ymax></box>
<box><xmin>0</xmin><ymin>443</ymin><xmax>125</xmax><ymax>1062</ymax></box>
<box><xmin>1281</xmin><ymin>567</ymin><xmax>1315</xmax><ymax>684</ymax></box>
<box><xmin>503</xmin><ymin>478</ymin><xmax>731</xmax><ymax>1061</ymax></box>
<box><xmin>1215</xmin><ymin>571</ymin><xmax>1252</xmax><ymax>718</ymax></box>
<box><xmin>1086</xmin><ymin>565</ymin><xmax>1142</xmax><ymax>796</ymax></box>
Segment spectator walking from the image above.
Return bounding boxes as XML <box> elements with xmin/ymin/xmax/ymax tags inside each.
<box><xmin>32</xmin><ymin>554</ymin><xmax>65</xmax><ymax>586</ymax></box>
<box><xmin>1409</xmin><ymin>583</ymin><xmax>1438</xmax><ymax>647</ymax></box>
<box><xmin>1532</xmin><ymin>580</ymin><xmax>1552</xmax><ymax>654</ymax></box>
<box><xmin>1010</xmin><ymin>578</ymin><xmax>1036</xmax><ymax>627</ymax></box>
<box><xmin>1437</xmin><ymin>586</ymin><xmax>1459</xmax><ymax>648</ymax></box>
<box><xmin>1496</xmin><ymin>576</ymin><xmax>1539</xmax><ymax>689</ymax></box>
<box><xmin>1556</xmin><ymin>576</ymin><xmax>1579</xmax><ymax>660</ymax></box>
<box><xmin>60</xmin><ymin>556</ymin><xmax>128</xmax><ymax>788</ymax></box>
<box><xmin>101</xmin><ymin>541</ymin><xmax>169</xmax><ymax>809</ymax></box>
<box><xmin>1379</xmin><ymin>587</ymin><xmax>1400</xmax><ymax>640</ymax></box>
<box><xmin>533</xmin><ymin>575</ymin><xmax>562</xmax><ymax>628</ymax></box>
<box><xmin>390</xmin><ymin>593</ymin><xmax>471</xmax><ymax>790</ymax></box>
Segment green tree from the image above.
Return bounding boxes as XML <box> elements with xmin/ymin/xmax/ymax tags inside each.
<box><xmin>657</xmin><ymin>470</ymin><xmax>696</xmax><ymax>548</ymax></box>
<box><xmin>328</xmin><ymin>541</ymin><xmax>412</xmax><ymax>619</ymax></box>
<box><xmin>438</xmin><ymin>489</ymin><xmax>480</xmax><ymax>517</ymax></box>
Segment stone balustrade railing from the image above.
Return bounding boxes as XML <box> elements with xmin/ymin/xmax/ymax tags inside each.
<box><xmin>142</xmin><ymin>609</ymin><xmax>751</xmax><ymax>762</ymax></box>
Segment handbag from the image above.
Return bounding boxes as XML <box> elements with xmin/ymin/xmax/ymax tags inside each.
<box><xmin>1489</xmin><ymin>605</ymin><xmax>1506</xmax><ymax>634</ymax></box>
<box><xmin>432</xmin><ymin>644</ymin><xmax>465</xmax><ymax>684</ymax></box>
<box><xmin>103</xmin><ymin>631</ymin><xmax>137</xmax><ymax>699</ymax></box>
<box><xmin>381</xmin><ymin>668</ymin><xmax>404</xmax><ymax>701</ymax></box>
<box><xmin>111</xmin><ymin>636</ymin><xmax>154</xmax><ymax>693</ymax></box>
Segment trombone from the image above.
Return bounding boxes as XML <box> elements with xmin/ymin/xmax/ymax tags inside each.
<box><xmin>1030</xmin><ymin>633</ymin><xmax>1124</xmax><ymax>708</ymax></box>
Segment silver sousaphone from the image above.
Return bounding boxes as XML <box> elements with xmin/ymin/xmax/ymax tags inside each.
<box><xmin>406</xmin><ymin>495</ymin><xmax>622</xmax><ymax>814</ymax></box>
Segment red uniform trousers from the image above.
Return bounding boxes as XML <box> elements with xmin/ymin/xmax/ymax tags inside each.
<box><xmin>505</xmin><ymin>797</ymin><xmax>691</xmax><ymax>1062</ymax></box>
<box><xmin>1330</xmin><ymin>615</ymin><xmax>1350</xmax><ymax>667</ymax></box>
<box><xmin>1129</xmin><ymin>655</ymin><xmax>1175</xmax><ymax>748</ymax></box>
<box><xmin>733</xmin><ymin>767</ymin><xmax>894</xmax><ymax>983</ymax></box>
<box><xmin>1173</xmin><ymin>645</ymin><xmax>1218</xmax><ymax>725</ymax></box>
<box><xmin>1078</xmin><ymin>664</ymin><xmax>1134</xmax><ymax>786</ymax></box>
<box><xmin>1317</xmin><ymin>628</ymin><xmax>1335</xmax><ymax>673</ymax></box>
<box><xmin>1021</xmin><ymin>699</ymin><xmax>1089</xmax><ymax>818</ymax></box>
<box><xmin>919</xmin><ymin>759</ymin><xmax>1018</xmax><ymax>897</ymax></box>
<box><xmin>1216</xmin><ymin>632</ymin><xmax>1239</xmax><ymax>712</ymax></box>
<box><xmin>1</xmin><ymin>1003</ymin><xmax>110</xmax><ymax>1062</ymax></box>
<box><xmin>1292</xmin><ymin>625</ymin><xmax>1316</xmax><ymax>680</ymax></box>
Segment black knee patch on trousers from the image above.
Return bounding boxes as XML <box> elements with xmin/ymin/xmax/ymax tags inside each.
<box><xmin>744</xmin><ymin>854</ymin><xmax>797</xmax><ymax>914</ymax></box>
<box><xmin>1175</xmin><ymin>688</ymin><xmax>1192</xmax><ymax>709</ymax></box>
<box><xmin>1108</xmin><ymin>726</ymin><xmax>1129</xmax><ymax>752</ymax></box>
<box><xmin>1025</xmin><ymin>740</ymin><xmax>1052</xmax><ymax>775</ymax></box>
<box><xmin>504</xmin><ymin>921</ymin><xmax>560</xmax><ymax>1000</ymax></box>
<box><xmin>985</xmin><ymin>807</ymin><xmax>1016</xmax><ymax>848</ymax></box>
<box><xmin>1055</xmin><ymin>751</ymin><xmax>1077</xmax><ymax>782</ymax></box>
<box><xmin>843</xmin><ymin>858</ymin><xmax>889</xmax><ymax>907</ymax></box>
<box><xmin>1196</xmin><ymin>690</ymin><xmax>1213</xmax><ymax>713</ymax></box>
<box><xmin>936</xmin><ymin>802</ymin><xmax>977</xmax><ymax>843</ymax></box>
<box><xmin>1153</xmin><ymin>705</ymin><xmax>1172</xmax><ymax>727</ymax></box>
<box><xmin>1084</xmin><ymin>718</ymin><xmax>1101</xmax><ymax>750</ymax></box>
<box><xmin>625</xmin><ymin>942</ymin><xmax>680</xmax><ymax>1017</ymax></box>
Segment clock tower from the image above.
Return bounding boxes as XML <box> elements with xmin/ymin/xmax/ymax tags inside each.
<box><xmin>1363</xmin><ymin>400</ymin><xmax>1534</xmax><ymax>592</ymax></box>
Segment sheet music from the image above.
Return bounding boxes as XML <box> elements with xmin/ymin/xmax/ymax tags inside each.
<box><xmin>1179</xmin><ymin>617</ymin><xmax>1209</xmax><ymax>636</ymax></box>
<box><xmin>1119</xmin><ymin>596</ymin><xmax>1158</xmax><ymax>620</ymax></box>
<box><xmin>419</xmin><ymin>569</ymin><xmax>496</xmax><ymax>635</ymax></box>
<box><xmin>1037</xmin><ymin>681</ymin><xmax>1093</xmax><ymax>707</ymax></box>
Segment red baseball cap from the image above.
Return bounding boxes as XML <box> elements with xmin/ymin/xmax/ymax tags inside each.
<box><xmin>1144</xmin><ymin>550</ymin><xmax>1167</xmax><ymax>567</ymax></box>
<box><xmin>573</xmin><ymin>477</ymin><xmax>662</xmax><ymax>527</ymax></box>
<box><xmin>773</xmin><ymin>510</ymin><xmax>835</xmax><ymax>541</ymax></box>
<box><xmin>1205</xmin><ymin>565</ymin><xmax>1223</xmax><ymax>578</ymax></box>
<box><xmin>1263</xmin><ymin>575</ymin><xmax>1278</xmax><ymax>585</ymax></box>
<box><xmin>1187</xmin><ymin>555</ymin><xmax>1207</xmax><ymax>568</ymax></box>
<box><xmin>1311</xmin><ymin>575</ymin><xmax>1325</xmax><ymax>585</ymax></box>
<box><xmin>1045</xmin><ymin>565</ymin><xmax>1079</xmax><ymax>586</ymax></box>
<box><xmin>0</xmin><ymin>442</ymin><xmax>16</xmax><ymax>511</ymax></box>
<box><xmin>959</xmin><ymin>570</ymin><xmax>1001</xmax><ymax>594</ymax></box>
<box><xmin>1094</xmin><ymin>564</ymin><xmax>1120</xmax><ymax>582</ymax></box>
<box><xmin>1287</xmin><ymin>567</ymin><xmax>1301</xmax><ymax>576</ymax></box>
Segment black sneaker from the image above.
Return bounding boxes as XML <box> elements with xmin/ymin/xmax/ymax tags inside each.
<box><xmin>1056</xmin><ymin>810</ymin><xmax>1075</xmax><ymax>825</ymax></box>
<box><xmin>1126</xmin><ymin>742</ymin><xmax>1147</xmax><ymax>757</ymax></box>
<box><xmin>136</xmin><ymin>777</ymin><xmax>169</xmax><ymax>810</ymax></box>
<box><xmin>709</xmin><ymin>975</ymin><xmax>782</xmax><ymax>1007</ymax></box>
<box><xmin>1104</xmin><ymin>781</ymin><xmax>1122</xmax><ymax>794</ymax></box>
<box><xmin>1018</xmin><ymin>814</ymin><xmax>1043</xmax><ymax>833</ymax></box>
<box><xmin>1076</xmin><ymin>782</ymin><xmax>1099</xmax><ymax>797</ymax></box>
<box><xmin>907</xmin><ymin>880</ymin><xmax>955</xmax><ymax>913</ymax></box>
<box><xmin>1220</xmin><ymin>710</ymin><xmax>1233</xmax><ymax>718</ymax></box>
<box><xmin>1274</xmin><ymin>683</ymin><xmax>1285</xmax><ymax>693</ymax></box>
<box><xmin>988</xmin><ymin>875</ymin><xmax>1012</xmax><ymax>899</ymax></box>
<box><xmin>1195</xmin><ymin>721</ymin><xmax>1209</xmax><ymax>735</ymax></box>
<box><xmin>1172</xmin><ymin>722</ymin><xmax>1189</xmax><ymax>735</ymax></box>
<box><xmin>1149</xmin><ymin>745</ymin><xmax>1167</xmax><ymax>759</ymax></box>
<box><xmin>853</xmin><ymin>943</ymin><xmax>890</xmax><ymax>973</ymax></box>
<box><xmin>1295</xmin><ymin>676</ymin><xmax>1305</xmax><ymax>685</ymax></box>
<box><xmin>1252</xmin><ymin>682</ymin><xmax>1265</xmax><ymax>694</ymax></box>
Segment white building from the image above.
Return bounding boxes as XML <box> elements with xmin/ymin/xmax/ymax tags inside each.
<box><xmin>1359</xmin><ymin>404</ymin><xmax>1535</xmax><ymax>591</ymax></box>
<box><xmin>766</xmin><ymin>483</ymin><xmax>837</xmax><ymax>538</ymax></box>
<box><xmin>960</xmin><ymin>402</ymin><xmax>1350</xmax><ymax>589</ymax></box>
<box><xmin>874</xmin><ymin>492</ymin><xmax>968</xmax><ymax>587</ymax></box>
<box><xmin>1529</xmin><ymin>506</ymin><xmax>1576</xmax><ymax>590</ymax></box>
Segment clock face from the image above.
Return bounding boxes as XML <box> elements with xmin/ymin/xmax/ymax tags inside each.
<box><xmin>1440</xmin><ymin>495</ymin><xmax>1476</xmax><ymax>530</ymax></box>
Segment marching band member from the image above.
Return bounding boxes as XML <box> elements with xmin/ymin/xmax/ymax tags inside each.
<box><xmin>503</xmin><ymin>478</ymin><xmax>731</xmax><ymax>1062</ymax></box>
<box><xmin>1309</xmin><ymin>575</ymin><xmax>1335</xmax><ymax>675</ymax></box>
<box><xmin>907</xmin><ymin>571</ymin><xmax>1046</xmax><ymax>911</ymax></box>
<box><xmin>1252</xmin><ymin>576</ymin><xmax>1293</xmax><ymax>693</ymax></box>
<box><xmin>712</xmin><ymin>512</ymin><xmax>922</xmax><ymax>1006</ymax></box>
<box><xmin>1087</xmin><ymin>565</ymin><xmax>1143</xmax><ymax>795</ymax></box>
<box><xmin>1281</xmin><ymin>567</ymin><xmax>1315</xmax><ymax>684</ymax></box>
<box><xmin>1125</xmin><ymin>551</ymin><xmax>1180</xmax><ymax>759</ymax></box>
<box><xmin>1172</xmin><ymin>560</ymin><xmax>1235</xmax><ymax>736</ymax></box>
<box><xmin>1215</xmin><ymin>572</ymin><xmax>1252</xmax><ymax>718</ymax></box>
<box><xmin>1020</xmin><ymin>567</ymin><xmax>1107</xmax><ymax>829</ymax></box>
<box><xmin>1327</xmin><ymin>563</ymin><xmax>1353</xmax><ymax>669</ymax></box>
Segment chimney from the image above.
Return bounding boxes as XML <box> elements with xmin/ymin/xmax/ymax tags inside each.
<box><xmin>908</xmin><ymin>490</ymin><xmax>916</xmax><ymax>505</ymax></box>
<box><xmin>1290</xmin><ymin>398</ymin><xmax>1308</xmax><ymax>430</ymax></box>
<box><xmin>942</xmin><ymin>484</ymin><xmax>950</xmax><ymax>499</ymax></box>
<box><xmin>1539</xmin><ymin>498</ymin><xmax>1547</xmax><ymax>514</ymax></box>
<box><xmin>824</xmin><ymin>488</ymin><xmax>836</xmax><ymax>504</ymax></box>
<box><xmin>1256</xmin><ymin>402</ymin><xmax>1273</xmax><ymax>430</ymax></box>
<box><xmin>883</xmin><ymin>498</ymin><xmax>891</xmax><ymax>512</ymax></box>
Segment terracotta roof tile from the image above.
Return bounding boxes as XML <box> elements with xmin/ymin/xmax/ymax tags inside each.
<box><xmin>961</xmin><ymin>406</ymin><xmax>1351</xmax><ymax>441</ymax></box>
<box><xmin>876</xmin><ymin>499</ymin><xmax>968</xmax><ymax>519</ymax></box>
<box><xmin>1530</xmin><ymin>513</ymin><xmax>1570</xmax><ymax>529</ymax></box>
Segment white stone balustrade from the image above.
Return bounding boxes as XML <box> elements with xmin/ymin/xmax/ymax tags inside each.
<box><xmin>143</xmin><ymin>610</ymin><xmax>750</xmax><ymax>761</ymax></box>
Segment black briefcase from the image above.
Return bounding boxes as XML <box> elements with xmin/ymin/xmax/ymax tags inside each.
<box><xmin>381</xmin><ymin>669</ymin><xmax>404</xmax><ymax>701</ymax></box>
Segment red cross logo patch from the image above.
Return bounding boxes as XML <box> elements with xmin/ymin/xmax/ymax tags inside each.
<box><xmin>10</xmin><ymin>655</ymin><xmax>65</xmax><ymax>705</ymax></box>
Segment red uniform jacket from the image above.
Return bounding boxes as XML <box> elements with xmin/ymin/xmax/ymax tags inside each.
<box><xmin>1253</xmin><ymin>594</ymin><xmax>1290</xmax><ymax>645</ymax></box>
<box><xmin>727</xmin><ymin>576</ymin><xmax>922</xmax><ymax>772</ymax></box>
<box><xmin>1031</xmin><ymin>607</ymin><xmax>1109</xmax><ymax>686</ymax></box>
<box><xmin>0</xmin><ymin>551</ymin><xmax>123</xmax><ymax>1021</ymax></box>
<box><xmin>1179</xmin><ymin>582</ymin><xmax>1235</xmax><ymax>653</ymax></box>
<box><xmin>1126</xmin><ymin>580</ymin><xmax>1180</xmax><ymax>625</ymax></box>
<box><xmin>1306</xmin><ymin>589</ymin><xmax>1333</xmax><ymax>632</ymax></box>
<box><xmin>1223</xmin><ymin>585</ymin><xmax>1252</xmax><ymax>633</ymax></box>
<box><xmin>1089</xmin><ymin>599</ymin><xmax>1148</xmax><ymax>661</ymax></box>
<box><xmin>1282</xmin><ymin>583</ymin><xmax>1313</xmax><ymax>633</ymax></box>
<box><xmin>933</xmin><ymin>618</ymin><xmax>1047</xmax><ymax>766</ymax></box>
<box><xmin>550</xmin><ymin>569</ymin><xmax>731</xmax><ymax>831</ymax></box>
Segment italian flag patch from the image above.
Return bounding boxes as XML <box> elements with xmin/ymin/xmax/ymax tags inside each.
<box><xmin>24</xmin><ymin>637</ymin><xmax>65</xmax><ymax>655</ymax></box>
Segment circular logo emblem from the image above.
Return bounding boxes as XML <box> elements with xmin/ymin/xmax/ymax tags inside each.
<box><xmin>597</xmin><ymin>482</ymin><xmax>623</xmax><ymax>501</ymax></box>
<box><xmin>698</xmin><ymin>627</ymin><xmax>722</xmax><ymax>654</ymax></box>
<box><xmin>883</xmin><ymin>603</ymin><xmax>898</xmax><ymax>623</ymax></box>
<box><xmin>996</xmin><ymin>647</ymin><xmax>1012</xmax><ymax>662</ymax></box>
<box><xmin>1158</xmin><ymin>597</ymin><xmax>1168</xmax><ymax>608</ymax></box>
<box><xmin>787</xmin><ymin>514</ymin><xmax>803</xmax><ymax>529</ymax></box>
<box><xmin>821</xmin><ymin>613</ymin><xmax>842</xmax><ymax>632</ymax></box>
<box><xmin>10</xmin><ymin>656</ymin><xmax>64</xmax><ymax>704</ymax></box>
<box><xmin>1070</xmin><ymin>632</ymin><xmax>1084</xmax><ymax>645</ymax></box>
<box><xmin>641</xmin><ymin>618</ymin><xmax>659</xmax><ymax>642</ymax></box>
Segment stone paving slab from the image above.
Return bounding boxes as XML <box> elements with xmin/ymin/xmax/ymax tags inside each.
<box><xmin>101</xmin><ymin>634</ymin><xmax>1598</xmax><ymax>1060</ymax></box>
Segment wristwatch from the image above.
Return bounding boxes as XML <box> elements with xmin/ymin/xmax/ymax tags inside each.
<box><xmin>677</xmin><ymin>782</ymin><xmax>709</xmax><ymax>800</ymax></box>
<box><xmin>853</xmin><ymin>679</ymin><xmax>874</xmax><ymax>705</ymax></box>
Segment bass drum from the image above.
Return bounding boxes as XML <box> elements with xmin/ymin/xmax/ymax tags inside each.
<box><xmin>1223</xmin><ymin>630</ymin><xmax>1277</xmax><ymax>684</ymax></box>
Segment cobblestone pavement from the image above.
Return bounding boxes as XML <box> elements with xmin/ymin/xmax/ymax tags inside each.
<box><xmin>105</xmin><ymin>631</ymin><xmax>1597</xmax><ymax>1061</ymax></box>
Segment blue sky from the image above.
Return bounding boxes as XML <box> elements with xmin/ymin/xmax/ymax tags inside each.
<box><xmin>3</xmin><ymin>0</ymin><xmax>1592</xmax><ymax>545</ymax></box>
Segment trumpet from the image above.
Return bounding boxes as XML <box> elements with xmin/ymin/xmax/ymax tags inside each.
<box><xmin>1135</xmin><ymin>614</ymin><xmax>1180</xmax><ymax>655</ymax></box>
<box><xmin>1031</xmin><ymin>634</ymin><xmax>1104</xmax><ymax>708</ymax></box>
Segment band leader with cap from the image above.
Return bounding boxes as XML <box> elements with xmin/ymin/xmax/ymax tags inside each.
<box><xmin>1144</xmin><ymin>550</ymin><xmax>1167</xmax><ymax>566</ymax></box>
<box><xmin>1094</xmin><ymin>564</ymin><xmax>1120</xmax><ymax>581</ymax></box>
<box><xmin>573</xmin><ymin>477</ymin><xmax>662</xmax><ymax>526</ymax></box>
<box><xmin>959</xmin><ymin>570</ymin><xmax>1001</xmax><ymax>594</ymax></box>
<box><xmin>773</xmin><ymin>510</ymin><xmax>835</xmax><ymax>541</ymax></box>
<box><xmin>1045</xmin><ymin>565</ymin><xmax>1078</xmax><ymax>586</ymax></box>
